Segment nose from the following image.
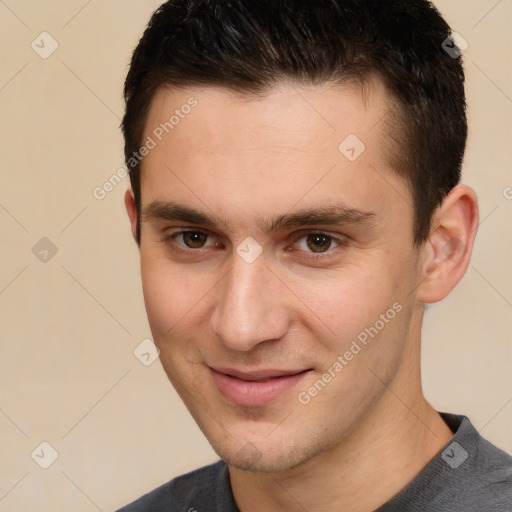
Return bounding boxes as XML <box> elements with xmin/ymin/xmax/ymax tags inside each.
<box><xmin>209</xmin><ymin>250</ymin><xmax>291</xmax><ymax>352</ymax></box>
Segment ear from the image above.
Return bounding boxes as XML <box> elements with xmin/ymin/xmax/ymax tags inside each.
<box><xmin>416</xmin><ymin>185</ymin><xmax>479</xmax><ymax>303</ymax></box>
<box><xmin>124</xmin><ymin>188</ymin><xmax>139</xmax><ymax>244</ymax></box>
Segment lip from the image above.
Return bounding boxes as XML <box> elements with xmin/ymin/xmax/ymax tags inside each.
<box><xmin>209</xmin><ymin>367</ymin><xmax>313</xmax><ymax>407</ymax></box>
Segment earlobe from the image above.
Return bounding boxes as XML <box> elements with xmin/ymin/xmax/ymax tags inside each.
<box><xmin>124</xmin><ymin>188</ymin><xmax>139</xmax><ymax>243</ymax></box>
<box><xmin>416</xmin><ymin>185</ymin><xmax>479</xmax><ymax>304</ymax></box>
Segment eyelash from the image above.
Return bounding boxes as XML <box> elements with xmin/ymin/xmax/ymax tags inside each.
<box><xmin>161</xmin><ymin>229</ymin><xmax>348</xmax><ymax>261</ymax></box>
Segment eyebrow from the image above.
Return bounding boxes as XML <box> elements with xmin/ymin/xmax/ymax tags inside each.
<box><xmin>141</xmin><ymin>200</ymin><xmax>376</xmax><ymax>234</ymax></box>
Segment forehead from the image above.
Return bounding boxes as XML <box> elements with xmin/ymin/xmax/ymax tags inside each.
<box><xmin>143</xmin><ymin>77</ymin><xmax>392</xmax><ymax>153</ymax></box>
<box><xmin>138</xmin><ymin>79</ymin><xmax>411</xmax><ymax>231</ymax></box>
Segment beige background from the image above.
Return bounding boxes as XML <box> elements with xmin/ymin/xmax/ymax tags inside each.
<box><xmin>0</xmin><ymin>1</ymin><xmax>511</xmax><ymax>510</ymax></box>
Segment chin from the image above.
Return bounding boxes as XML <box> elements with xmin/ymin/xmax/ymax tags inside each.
<box><xmin>210</xmin><ymin>431</ymin><xmax>326</xmax><ymax>474</ymax></box>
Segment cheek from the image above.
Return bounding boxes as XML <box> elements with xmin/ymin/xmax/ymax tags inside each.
<box><xmin>140</xmin><ymin>255</ymin><xmax>215</xmax><ymax>385</ymax></box>
<box><xmin>141</xmin><ymin>250</ymin><xmax>219</xmax><ymax>361</ymax></box>
<box><xmin>141</xmin><ymin>257</ymin><xmax>174</xmax><ymax>335</ymax></box>
<box><xmin>140</xmin><ymin>253</ymin><xmax>210</xmax><ymax>339</ymax></box>
<box><xmin>293</xmin><ymin>268</ymin><xmax>414</xmax><ymax>407</ymax></box>
<box><xmin>289</xmin><ymin>254</ymin><xmax>415</xmax><ymax>367</ymax></box>
<box><xmin>289</xmin><ymin>264</ymin><xmax>392</xmax><ymax>334</ymax></box>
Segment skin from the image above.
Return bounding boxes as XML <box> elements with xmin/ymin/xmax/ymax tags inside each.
<box><xmin>125</xmin><ymin>77</ymin><xmax>479</xmax><ymax>512</ymax></box>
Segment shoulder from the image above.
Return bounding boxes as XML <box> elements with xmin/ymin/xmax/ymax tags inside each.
<box><xmin>457</xmin><ymin>429</ymin><xmax>512</xmax><ymax>508</ymax></box>
<box><xmin>115</xmin><ymin>460</ymin><xmax>233</xmax><ymax>512</ymax></box>
<box><xmin>430</xmin><ymin>414</ymin><xmax>512</xmax><ymax>510</ymax></box>
<box><xmin>379</xmin><ymin>413</ymin><xmax>512</xmax><ymax>511</ymax></box>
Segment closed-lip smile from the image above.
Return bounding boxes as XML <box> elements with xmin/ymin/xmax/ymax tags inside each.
<box><xmin>209</xmin><ymin>367</ymin><xmax>313</xmax><ymax>406</ymax></box>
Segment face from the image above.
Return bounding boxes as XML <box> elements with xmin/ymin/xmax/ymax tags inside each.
<box><xmin>129</xmin><ymin>79</ymin><xmax>425</xmax><ymax>472</ymax></box>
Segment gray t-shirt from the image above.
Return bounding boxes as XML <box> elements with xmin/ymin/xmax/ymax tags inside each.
<box><xmin>116</xmin><ymin>413</ymin><xmax>512</xmax><ymax>511</ymax></box>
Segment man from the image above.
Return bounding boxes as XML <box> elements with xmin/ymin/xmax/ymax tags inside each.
<box><xmin>117</xmin><ymin>0</ymin><xmax>512</xmax><ymax>510</ymax></box>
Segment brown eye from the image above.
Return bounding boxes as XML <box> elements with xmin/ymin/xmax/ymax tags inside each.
<box><xmin>306</xmin><ymin>233</ymin><xmax>333</xmax><ymax>253</ymax></box>
<box><xmin>182</xmin><ymin>231</ymin><xmax>209</xmax><ymax>248</ymax></box>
